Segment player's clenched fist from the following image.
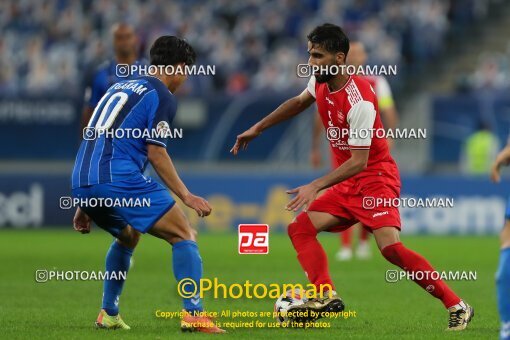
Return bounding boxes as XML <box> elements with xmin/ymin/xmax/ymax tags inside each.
<box><xmin>183</xmin><ymin>193</ymin><xmax>212</xmax><ymax>217</ymax></box>
<box><xmin>230</xmin><ymin>126</ymin><xmax>261</xmax><ymax>155</ymax></box>
<box><xmin>73</xmin><ymin>207</ymin><xmax>91</xmax><ymax>234</ymax></box>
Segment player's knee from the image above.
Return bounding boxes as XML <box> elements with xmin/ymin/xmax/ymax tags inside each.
<box><xmin>117</xmin><ymin>229</ymin><xmax>140</xmax><ymax>249</ymax></box>
<box><xmin>287</xmin><ymin>212</ymin><xmax>315</xmax><ymax>240</ymax></box>
<box><xmin>380</xmin><ymin>242</ymin><xmax>401</xmax><ymax>265</ymax></box>
<box><xmin>163</xmin><ymin>224</ymin><xmax>196</xmax><ymax>244</ymax></box>
<box><xmin>117</xmin><ymin>233</ymin><xmax>140</xmax><ymax>249</ymax></box>
<box><xmin>179</xmin><ymin>227</ymin><xmax>197</xmax><ymax>242</ymax></box>
<box><xmin>287</xmin><ymin>220</ymin><xmax>298</xmax><ymax>239</ymax></box>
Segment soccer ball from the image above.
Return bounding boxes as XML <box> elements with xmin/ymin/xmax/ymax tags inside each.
<box><xmin>274</xmin><ymin>288</ymin><xmax>308</xmax><ymax>324</ymax></box>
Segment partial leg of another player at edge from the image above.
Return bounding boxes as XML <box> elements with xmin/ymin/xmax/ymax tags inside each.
<box><xmin>336</xmin><ymin>227</ymin><xmax>353</xmax><ymax>261</ymax></box>
<box><xmin>497</xmin><ymin>219</ymin><xmax>510</xmax><ymax>340</ymax></box>
<box><xmin>336</xmin><ymin>223</ymin><xmax>371</xmax><ymax>261</ymax></box>
<box><xmin>356</xmin><ymin>225</ymin><xmax>371</xmax><ymax>259</ymax></box>
<box><xmin>94</xmin><ymin>205</ymin><xmax>225</xmax><ymax>333</ymax></box>
<box><xmin>286</xmin><ymin>211</ymin><xmax>474</xmax><ymax>330</ymax></box>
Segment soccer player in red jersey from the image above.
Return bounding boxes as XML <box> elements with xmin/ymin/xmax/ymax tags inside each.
<box><xmin>310</xmin><ymin>41</ymin><xmax>400</xmax><ymax>261</ymax></box>
<box><xmin>231</xmin><ymin>23</ymin><xmax>473</xmax><ymax>330</ymax></box>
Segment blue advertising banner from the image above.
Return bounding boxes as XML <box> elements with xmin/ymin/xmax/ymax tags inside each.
<box><xmin>0</xmin><ymin>173</ymin><xmax>506</xmax><ymax>235</ymax></box>
<box><xmin>0</xmin><ymin>96</ymin><xmax>82</xmax><ymax>159</ymax></box>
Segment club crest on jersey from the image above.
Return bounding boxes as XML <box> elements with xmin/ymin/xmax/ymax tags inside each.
<box><xmin>156</xmin><ymin>121</ymin><xmax>171</xmax><ymax>138</ymax></box>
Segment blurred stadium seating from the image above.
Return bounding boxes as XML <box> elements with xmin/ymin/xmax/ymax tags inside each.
<box><xmin>1</xmin><ymin>0</ymin><xmax>505</xmax><ymax>162</ymax></box>
<box><xmin>0</xmin><ymin>0</ymin><xmax>496</xmax><ymax>96</ymax></box>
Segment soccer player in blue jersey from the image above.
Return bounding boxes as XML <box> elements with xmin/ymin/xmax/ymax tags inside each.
<box><xmin>81</xmin><ymin>23</ymin><xmax>146</xmax><ymax>130</ymax></box>
<box><xmin>71</xmin><ymin>35</ymin><xmax>225</xmax><ymax>334</ymax></box>
<box><xmin>491</xmin><ymin>144</ymin><xmax>510</xmax><ymax>340</ymax></box>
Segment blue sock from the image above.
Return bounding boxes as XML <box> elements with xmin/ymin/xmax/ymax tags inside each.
<box><xmin>102</xmin><ymin>241</ymin><xmax>133</xmax><ymax>316</ymax></box>
<box><xmin>172</xmin><ymin>240</ymin><xmax>203</xmax><ymax>314</ymax></box>
<box><xmin>497</xmin><ymin>247</ymin><xmax>510</xmax><ymax>339</ymax></box>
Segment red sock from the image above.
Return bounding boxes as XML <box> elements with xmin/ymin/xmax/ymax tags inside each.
<box><xmin>288</xmin><ymin>213</ymin><xmax>335</xmax><ymax>291</ymax></box>
<box><xmin>360</xmin><ymin>226</ymin><xmax>369</xmax><ymax>242</ymax></box>
<box><xmin>341</xmin><ymin>227</ymin><xmax>352</xmax><ymax>247</ymax></box>
<box><xmin>381</xmin><ymin>242</ymin><xmax>461</xmax><ymax>308</ymax></box>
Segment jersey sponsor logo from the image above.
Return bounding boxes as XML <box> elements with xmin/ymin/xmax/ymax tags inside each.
<box><xmin>238</xmin><ymin>224</ymin><xmax>269</xmax><ymax>254</ymax></box>
<box><xmin>372</xmin><ymin>211</ymin><xmax>389</xmax><ymax>218</ymax></box>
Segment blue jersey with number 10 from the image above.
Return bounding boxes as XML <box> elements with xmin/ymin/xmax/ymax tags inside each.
<box><xmin>72</xmin><ymin>75</ymin><xmax>177</xmax><ymax>189</ymax></box>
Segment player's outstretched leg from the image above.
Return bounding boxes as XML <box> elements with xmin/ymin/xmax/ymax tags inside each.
<box><xmin>96</xmin><ymin>225</ymin><xmax>140</xmax><ymax>330</ymax></box>
<box><xmin>373</xmin><ymin>226</ymin><xmax>473</xmax><ymax>331</ymax></box>
<box><xmin>497</xmin><ymin>220</ymin><xmax>510</xmax><ymax>340</ymax></box>
<box><xmin>149</xmin><ymin>204</ymin><xmax>225</xmax><ymax>334</ymax></box>
<box><xmin>286</xmin><ymin>211</ymin><xmax>346</xmax><ymax>323</ymax></box>
<box><xmin>336</xmin><ymin>228</ymin><xmax>353</xmax><ymax>261</ymax></box>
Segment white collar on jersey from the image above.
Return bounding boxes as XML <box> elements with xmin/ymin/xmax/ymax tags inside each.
<box><xmin>327</xmin><ymin>75</ymin><xmax>351</xmax><ymax>94</ymax></box>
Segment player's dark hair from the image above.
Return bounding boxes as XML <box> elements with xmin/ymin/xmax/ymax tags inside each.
<box><xmin>307</xmin><ymin>23</ymin><xmax>349</xmax><ymax>56</ymax></box>
<box><xmin>150</xmin><ymin>36</ymin><xmax>196</xmax><ymax>66</ymax></box>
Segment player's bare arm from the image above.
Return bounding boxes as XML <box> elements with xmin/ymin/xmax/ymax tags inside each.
<box><xmin>230</xmin><ymin>89</ymin><xmax>315</xmax><ymax>155</ymax></box>
<box><xmin>491</xmin><ymin>144</ymin><xmax>510</xmax><ymax>183</ymax></box>
<box><xmin>310</xmin><ymin>112</ymin><xmax>324</xmax><ymax>168</ymax></box>
<box><xmin>73</xmin><ymin>207</ymin><xmax>91</xmax><ymax>234</ymax></box>
<box><xmin>147</xmin><ymin>144</ymin><xmax>211</xmax><ymax>217</ymax></box>
<box><xmin>286</xmin><ymin>149</ymin><xmax>369</xmax><ymax>211</ymax></box>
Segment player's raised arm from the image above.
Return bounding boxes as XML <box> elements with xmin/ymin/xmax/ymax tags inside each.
<box><xmin>148</xmin><ymin>144</ymin><xmax>211</xmax><ymax>217</ymax></box>
<box><xmin>230</xmin><ymin>88</ymin><xmax>315</xmax><ymax>155</ymax></box>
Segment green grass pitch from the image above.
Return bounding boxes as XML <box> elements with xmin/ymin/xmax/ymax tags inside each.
<box><xmin>0</xmin><ymin>229</ymin><xmax>500</xmax><ymax>339</ymax></box>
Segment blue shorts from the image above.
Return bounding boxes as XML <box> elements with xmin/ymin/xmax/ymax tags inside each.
<box><xmin>72</xmin><ymin>176</ymin><xmax>175</xmax><ymax>237</ymax></box>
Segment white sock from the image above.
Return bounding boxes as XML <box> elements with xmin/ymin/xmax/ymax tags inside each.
<box><xmin>449</xmin><ymin>300</ymin><xmax>467</xmax><ymax>310</ymax></box>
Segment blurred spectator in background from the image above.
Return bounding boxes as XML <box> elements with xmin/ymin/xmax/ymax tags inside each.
<box><xmin>470</xmin><ymin>54</ymin><xmax>510</xmax><ymax>92</ymax></box>
<box><xmin>457</xmin><ymin>53</ymin><xmax>510</xmax><ymax>94</ymax></box>
<box><xmin>81</xmin><ymin>23</ymin><xmax>145</xmax><ymax>130</ymax></box>
<box><xmin>461</xmin><ymin>120</ymin><xmax>500</xmax><ymax>175</ymax></box>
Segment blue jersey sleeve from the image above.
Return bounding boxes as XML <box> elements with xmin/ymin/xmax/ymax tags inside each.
<box><xmin>146</xmin><ymin>90</ymin><xmax>177</xmax><ymax>148</ymax></box>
